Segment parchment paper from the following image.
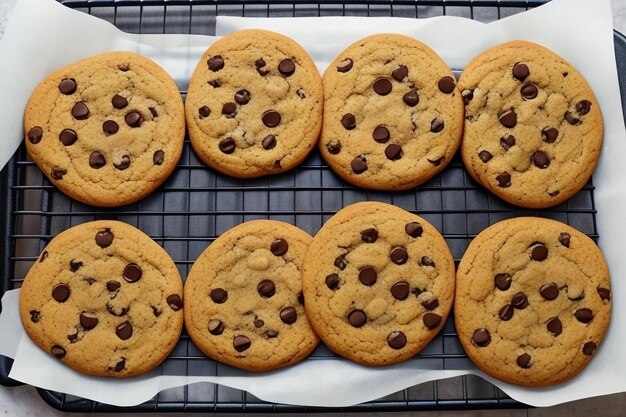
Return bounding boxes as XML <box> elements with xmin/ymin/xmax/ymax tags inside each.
<box><xmin>1</xmin><ymin>0</ymin><xmax>625</xmax><ymax>408</ymax></box>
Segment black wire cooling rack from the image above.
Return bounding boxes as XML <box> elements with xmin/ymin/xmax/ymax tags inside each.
<box><xmin>2</xmin><ymin>0</ymin><xmax>623</xmax><ymax>412</ymax></box>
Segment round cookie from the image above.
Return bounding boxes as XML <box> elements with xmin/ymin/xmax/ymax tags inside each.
<box><xmin>459</xmin><ymin>41</ymin><xmax>603</xmax><ymax>208</ymax></box>
<box><xmin>320</xmin><ymin>34</ymin><xmax>464</xmax><ymax>190</ymax></box>
<box><xmin>302</xmin><ymin>202</ymin><xmax>455</xmax><ymax>366</ymax></box>
<box><xmin>19</xmin><ymin>221</ymin><xmax>184</xmax><ymax>377</ymax></box>
<box><xmin>455</xmin><ymin>217</ymin><xmax>611</xmax><ymax>386</ymax></box>
<box><xmin>184</xmin><ymin>220</ymin><xmax>319</xmax><ymax>371</ymax></box>
<box><xmin>185</xmin><ymin>30</ymin><xmax>323</xmax><ymax>178</ymax></box>
<box><xmin>24</xmin><ymin>52</ymin><xmax>185</xmax><ymax>207</ymax></box>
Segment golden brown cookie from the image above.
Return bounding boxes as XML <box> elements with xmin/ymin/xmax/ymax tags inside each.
<box><xmin>455</xmin><ymin>217</ymin><xmax>611</xmax><ymax>386</ymax></box>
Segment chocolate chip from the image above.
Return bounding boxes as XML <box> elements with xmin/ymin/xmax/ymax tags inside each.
<box><xmin>151</xmin><ymin>306</ymin><xmax>162</xmax><ymax>317</ymax></box>
<box><xmin>270</xmin><ymin>238</ymin><xmax>288</xmax><ymax>256</ymax></box>
<box><xmin>84</xmin><ymin>277</ymin><xmax>95</xmax><ymax>285</ymax></box>
<box><xmin>521</xmin><ymin>83</ymin><xmax>538</xmax><ymax>100</ymax></box>
<box><xmin>233</xmin><ymin>335</ymin><xmax>251</xmax><ymax>352</ymax></box>
<box><xmin>208</xmin><ymin>55</ymin><xmax>224</xmax><ymax>72</ymax></box>
<box><xmin>511</xmin><ymin>292</ymin><xmax>528</xmax><ymax>309</ymax></box>
<box><xmin>565</xmin><ymin>111</ymin><xmax>581</xmax><ymax>125</ymax></box>
<box><xmin>326</xmin><ymin>140</ymin><xmax>341</xmax><ymax>154</ymax></box>
<box><xmin>390</xmin><ymin>247</ymin><xmax>408</xmax><ymax>265</ymax></box>
<box><xmin>421</xmin><ymin>298</ymin><xmax>439</xmax><ymax>311</ymax></box>
<box><xmin>116</xmin><ymin>321</ymin><xmax>133</xmax><ymax>340</ymax></box>
<box><xmin>390</xmin><ymin>281</ymin><xmax>410</xmax><ymax>300</ymax></box>
<box><xmin>113</xmin><ymin>154</ymin><xmax>130</xmax><ymax>171</ymax></box>
<box><xmin>257</xmin><ymin>280</ymin><xmax>276</xmax><ymax>298</ymax></box>
<box><xmin>106</xmin><ymin>303</ymin><xmax>128</xmax><ymax>317</ymax></box>
<box><xmin>298</xmin><ymin>291</ymin><xmax>304</xmax><ymax>305</ymax></box>
<box><xmin>125</xmin><ymin>111</ymin><xmax>143</xmax><ymax>127</ymax></box>
<box><xmin>334</xmin><ymin>254</ymin><xmax>348</xmax><ymax>270</ymax></box>
<box><xmin>497</xmin><ymin>304</ymin><xmax>513</xmax><ymax>321</ymax></box>
<box><xmin>51</xmin><ymin>345</ymin><xmax>66</xmax><ymax>359</ymax></box>
<box><xmin>68</xmin><ymin>329</ymin><xmax>80</xmax><ymax>343</ymax></box>
<box><xmin>512</xmin><ymin>62</ymin><xmax>530</xmax><ymax>81</ymax></box>
<box><xmin>51</xmin><ymin>167</ymin><xmax>67</xmax><ymax>180</ymax></box>
<box><xmin>430</xmin><ymin>118</ymin><xmax>444</xmax><ymax>133</ymax></box>
<box><xmin>210</xmin><ymin>288</ymin><xmax>228</xmax><ymax>303</ymax></box>
<box><xmin>403</xmin><ymin>91</ymin><xmax>419</xmax><ymax>107</ymax></box>
<box><xmin>341</xmin><ymin>113</ymin><xmax>356</xmax><ymax>130</ymax></box>
<box><xmin>358</xmin><ymin>268</ymin><xmax>377</xmax><ymax>286</ymax></box>
<box><xmin>265</xmin><ymin>330</ymin><xmax>278</xmax><ymax>338</ymax></box>
<box><xmin>478</xmin><ymin>150</ymin><xmax>493</xmax><ymax>163</ymax></box>
<box><xmin>80</xmin><ymin>312</ymin><xmax>99</xmax><ymax>330</ymax></box>
<box><xmin>167</xmin><ymin>294</ymin><xmax>183</xmax><ymax>311</ymax></box>
<box><xmin>71</xmin><ymin>102</ymin><xmax>89</xmax><ymax>120</ymax></box>
<box><xmin>209</xmin><ymin>319</ymin><xmax>224</xmax><ymax>335</ymax></box>
<box><xmin>547</xmin><ymin>317</ymin><xmax>562</xmax><ymax>336</ymax></box>
<box><xmin>373</xmin><ymin>78</ymin><xmax>392</xmax><ymax>95</ymax></box>
<box><xmin>88</xmin><ymin>151</ymin><xmax>106</xmax><ymax>169</ymax></box>
<box><xmin>262</xmin><ymin>135</ymin><xmax>276</xmax><ymax>150</ymax></box>
<box><xmin>583</xmin><ymin>341</ymin><xmax>597</xmax><ymax>356</ymax></box>
<box><xmin>59</xmin><ymin>78</ymin><xmax>77</xmax><ymax>95</ymax></box>
<box><xmin>597</xmin><ymin>287</ymin><xmax>611</xmax><ymax>302</ymax></box>
<box><xmin>575</xmin><ymin>308</ymin><xmax>594</xmax><ymax>323</ymax></box>
<box><xmin>111</xmin><ymin>357</ymin><xmax>126</xmax><ymax>372</ymax></box>
<box><xmin>412</xmin><ymin>288</ymin><xmax>423</xmax><ymax>297</ymax></box>
<box><xmin>576</xmin><ymin>100</ymin><xmax>592</xmax><ymax>115</ymax></box>
<box><xmin>111</xmin><ymin>94</ymin><xmax>128</xmax><ymax>109</ymax></box>
<box><xmin>517</xmin><ymin>353</ymin><xmax>531</xmax><ymax>368</ymax></box>
<box><xmin>559</xmin><ymin>232</ymin><xmax>571</xmax><ymax>248</ymax></box>
<box><xmin>405</xmin><ymin>222</ymin><xmax>423</xmax><ymax>238</ymax></box>
<box><xmin>542</xmin><ymin>127</ymin><xmax>559</xmax><ymax>143</ymax></box>
<box><xmin>101</xmin><ymin>120</ymin><xmax>119</xmax><ymax>136</ymax></box>
<box><xmin>107</xmin><ymin>280</ymin><xmax>120</xmax><ymax>292</ymax></box>
<box><xmin>153</xmin><ymin>150</ymin><xmax>165</xmax><ymax>165</ymax></box>
<box><xmin>473</xmin><ymin>328</ymin><xmax>491</xmax><ymax>347</ymax></box>
<box><xmin>500</xmin><ymin>135</ymin><xmax>515</xmax><ymax>150</ymax></box>
<box><xmin>52</xmin><ymin>284</ymin><xmax>70</xmax><ymax>302</ymax></box>
<box><xmin>351</xmin><ymin>156</ymin><xmax>368</xmax><ymax>174</ymax></box>
<box><xmin>348</xmin><ymin>310</ymin><xmax>367</xmax><ymax>327</ymax></box>
<box><xmin>372</xmin><ymin>125</ymin><xmax>390</xmax><ymax>143</ymax></box>
<box><xmin>387</xmin><ymin>331</ymin><xmax>407</xmax><ymax>349</ymax></box>
<box><xmin>549</xmin><ymin>190</ymin><xmax>560</xmax><ymax>197</ymax></box>
<box><xmin>531</xmin><ymin>244</ymin><xmax>548</xmax><ymax>261</ymax></box>
<box><xmin>438</xmin><ymin>76</ymin><xmax>456</xmax><ymax>94</ymax></box>
<box><xmin>423</xmin><ymin>313</ymin><xmax>442</xmax><ymax>329</ymax></box>
<box><xmin>428</xmin><ymin>157</ymin><xmax>445</xmax><ymax>166</ymax></box>
<box><xmin>234</xmin><ymin>89</ymin><xmax>251</xmax><ymax>105</ymax></box>
<box><xmin>58</xmin><ymin>129</ymin><xmax>78</xmax><ymax>147</ymax></box>
<box><xmin>496</xmin><ymin>172</ymin><xmax>511</xmax><ymax>188</ymax></box>
<box><xmin>30</xmin><ymin>310</ymin><xmax>40</xmax><ymax>323</ymax></box>
<box><xmin>118</xmin><ymin>63</ymin><xmax>130</xmax><ymax>71</ymax></box>
<box><xmin>562</xmin><ymin>72</ymin><xmax>568</xmax><ymax>77</ymax></box>
<box><xmin>462</xmin><ymin>89</ymin><xmax>474</xmax><ymax>105</ymax></box>
<box><xmin>420</xmin><ymin>256</ymin><xmax>435</xmax><ymax>267</ymax></box>
<box><xmin>27</xmin><ymin>126</ymin><xmax>43</xmax><ymax>144</ymax></box>
<box><xmin>538</xmin><ymin>283</ymin><xmax>559</xmax><ymax>301</ymax></box>
<box><xmin>39</xmin><ymin>251</ymin><xmax>48</xmax><ymax>262</ymax></box>
<box><xmin>219</xmin><ymin>138</ymin><xmax>236</xmax><ymax>154</ymax></box>
<box><xmin>262</xmin><ymin>110</ymin><xmax>281</xmax><ymax>127</ymax></box>
<box><xmin>221</xmin><ymin>102</ymin><xmax>237</xmax><ymax>118</ymax></box>
<box><xmin>278</xmin><ymin>58</ymin><xmax>295</xmax><ymax>76</ymax></box>
<box><xmin>532</xmin><ymin>151</ymin><xmax>550</xmax><ymax>169</ymax></box>
<box><xmin>385</xmin><ymin>144</ymin><xmax>403</xmax><ymax>160</ymax></box>
<box><xmin>255</xmin><ymin>58</ymin><xmax>269</xmax><ymax>76</ymax></box>
<box><xmin>149</xmin><ymin>107</ymin><xmax>158</xmax><ymax>118</ymax></box>
<box><xmin>280</xmin><ymin>307</ymin><xmax>297</xmax><ymax>324</ymax></box>
<box><xmin>325</xmin><ymin>274</ymin><xmax>340</xmax><ymax>290</ymax></box>
<box><xmin>199</xmin><ymin>106</ymin><xmax>211</xmax><ymax>119</ymax></box>
<box><xmin>360</xmin><ymin>228</ymin><xmax>378</xmax><ymax>243</ymax></box>
<box><xmin>499</xmin><ymin>109</ymin><xmax>517</xmax><ymax>128</ymax></box>
<box><xmin>337</xmin><ymin>58</ymin><xmax>353</xmax><ymax>73</ymax></box>
<box><xmin>392</xmin><ymin>65</ymin><xmax>408</xmax><ymax>81</ymax></box>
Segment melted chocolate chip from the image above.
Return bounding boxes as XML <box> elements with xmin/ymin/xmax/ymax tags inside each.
<box><xmin>521</xmin><ymin>83</ymin><xmax>538</xmax><ymax>100</ymax></box>
<box><xmin>405</xmin><ymin>222</ymin><xmax>423</xmax><ymax>238</ymax></box>
<box><xmin>373</xmin><ymin>78</ymin><xmax>392</xmax><ymax>95</ymax></box>
<box><xmin>392</xmin><ymin>65</ymin><xmax>408</xmax><ymax>81</ymax></box>
<box><xmin>208</xmin><ymin>55</ymin><xmax>224</xmax><ymax>72</ymax></box>
<box><xmin>500</xmin><ymin>135</ymin><xmax>515</xmax><ymax>150</ymax></box>
<box><xmin>499</xmin><ymin>304</ymin><xmax>514</xmax><ymax>321</ymax></box>
<box><xmin>111</xmin><ymin>357</ymin><xmax>126</xmax><ymax>372</ymax></box>
<box><xmin>540</xmin><ymin>283</ymin><xmax>559</xmax><ymax>300</ymax></box>
<box><xmin>106</xmin><ymin>280</ymin><xmax>120</xmax><ymax>292</ymax></box>
<box><xmin>28</xmin><ymin>126</ymin><xmax>43</xmax><ymax>144</ymax></box>
<box><xmin>597</xmin><ymin>287</ymin><xmax>611</xmax><ymax>302</ymax></box>
<box><xmin>531</xmin><ymin>244</ymin><xmax>548</xmax><ymax>261</ymax></box>
<box><xmin>80</xmin><ymin>312</ymin><xmax>99</xmax><ymax>330</ymax></box>
<box><xmin>511</xmin><ymin>292</ymin><xmax>528</xmax><ymax>309</ymax></box>
<box><xmin>255</xmin><ymin>58</ymin><xmax>269</xmax><ymax>76</ymax></box>
<box><xmin>334</xmin><ymin>254</ymin><xmax>348</xmax><ymax>270</ymax></box>
<box><xmin>210</xmin><ymin>288</ymin><xmax>228</xmax><ymax>304</ymax></box>
<box><xmin>270</xmin><ymin>238</ymin><xmax>288</xmax><ymax>256</ymax></box>
<box><xmin>360</xmin><ymin>228</ymin><xmax>378</xmax><ymax>243</ymax></box>
<box><xmin>462</xmin><ymin>89</ymin><xmax>474</xmax><ymax>105</ymax></box>
<box><xmin>89</xmin><ymin>151</ymin><xmax>106</xmax><ymax>169</ymax></box>
<box><xmin>576</xmin><ymin>100</ymin><xmax>592</xmax><ymax>115</ymax></box>
<box><xmin>219</xmin><ymin>138</ymin><xmax>236</xmax><ymax>154</ymax></box>
<box><xmin>583</xmin><ymin>341</ymin><xmax>597</xmax><ymax>356</ymax></box>
<box><xmin>438</xmin><ymin>76</ymin><xmax>456</xmax><ymax>94</ymax></box>
<box><xmin>125</xmin><ymin>111</ymin><xmax>143</xmax><ymax>127</ymax></box>
<box><xmin>542</xmin><ymin>127</ymin><xmax>559</xmax><ymax>143</ymax></box>
<box><xmin>262</xmin><ymin>135</ymin><xmax>276</xmax><ymax>150</ymax></box>
<box><xmin>532</xmin><ymin>151</ymin><xmax>550</xmax><ymax>169</ymax></box>
<box><xmin>115</xmin><ymin>321</ymin><xmax>133</xmax><ymax>340</ymax></box>
<box><xmin>547</xmin><ymin>317</ymin><xmax>562</xmax><ymax>336</ymax></box>
<box><xmin>387</xmin><ymin>331</ymin><xmax>407</xmax><ymax>349</ymax></box>
<box><xmin>565</xmin><ymin>111</ymin><xmax>581</xmax><ymax>125</ymax></box>
<box><xmin>351</xmin><ymin>156</ymin><xmax>368</xmax><ymax>174</ymax></box>
<box><xmin>496</xmin><ymin>172</ymin><xmax>511</xmax><ymax>188</ymax></box>
<box><xmin>428</xmin><ymin>157</ymin><xmax>445</xmax><ymax>166</ymax></box>
<box><xmin>153</xmin><ymin>150</ymin><xmax>165</xmax><ymax>165</ymax></box>
<box><xmin>30</xmin><ymin>310</ymin><xmax>40</xmax><ymax>323</ymax></box>
<box><xmin>209</xmin><ymin>319</ymin><xmax>224</xmax><ymax>335</ymax></box>
<box><xmin>348</xmin><ymin>310</ymin><xmax>367</xmax><ymax>327</ymax></box>
<box><xmin>257</xmin><ymin>280</ymin><xmax>276</xmax><ymax>298</ymax></box>
<box><xmin>341</xmin><ymin>113</ymin><xmax>356</xmax><ymax>130</ymax></box>
<box><xmin>51</xmin><ymin>167</ymin><xmax>67</xmax><ymax>180</ymax></box>
<box><xmin>337</xmin><ymin>58</ymin><xmax>353</xmax><ymax>73</ymax></box>
<box><xmin>198</xmin><ymin>106</ymin><xmax>211</xmax><ymax>119</ymax></box>
<box><xmin>430</xmin><ymin>118</ymin><xmax>444</xmax><ymax>133</ymax></box>
<box><xmin>106</xmin><ymin>303</ymin><xmax>128</xmax><ymax>317</ymax></box>
<box><xmin>278</xmin><ymin>59</ymin><xmax>295</xmax><ymax>76</ymax></box>
<box><xmin>574</xmin><ymin>308</ymin><xmax>594</xmax><ymax>323</ymax></box>
<box><xmin>280</xmin><ymin>307</ymin><xmax>297</xmax><ymax>324</ymax></box>
<box><xmin>390</xmin><ymin>247</ymin><xmax>408</xmax><ymax>265</ymax></box>
<box><xmin>512</xmin><ymin>62</ymin><xmax>530</xmax><ymax>81</ymax></box>
<box><xmin>262</xmin><ymin>110</ymin><xmax>281</xmax><ymax>127</ymax></box>
<box><xmin>326</xmin><ymin>140</ymin><xmax>341</xmax><ymax>155</ymax></box>
<box><xmin>478</xmin><ymin>150</ymin><xmax>493</xmax><ymax>163</ymax></box>
<box><xmin>420</xmin><ymin>256</ymin><xmax>435</xmax><ymax>267</ymax></box>
<box><xmin>111</xmin><ymin>94</ymin><xmax>128</xmax><ymax>109</ymax></box>
<box><xmin>358</xmin><ymin>268</ymin><xmax>377</xmax><ymax>286</ymax></box>
<box><xmin>421</xmin><ymin>298</ymin><xmax>439</xmax><ymax>311</ymax></box>
<box><xmin>222</xmin><ymin>103</ymin><xmax>237</xmax><ymax>118</ymax></box>
<box><xmin>71</xmin><ymin>102</ymin><xmax>90</xmax><ymax>120</ymax></box>
<box><xmin>423</xmin><ymin>313</ymin><xmax>442</xmax><ymax>329</ymax></box>
<box><xmin>391</xmin><ymin>281</ymin><xmax>410</xmax><ymax>300</ymax></box>
<box><xmin>167</xmin><ymin>294</ymin><xmax>183</xmax><ymax>311</ymax></box>
<box><xmin>559</xmin><ymin>232</ymin><xmax>571</xmax><ymax>248</ymax></box>
<box><xmin>102</xmin><ymin>120</ymin><xmax>119</xmax><ymax>136</ymax></box>
<box><xmin>385</xmin><ymin>144</ymin><xmax>403</xmax><ymax>160</ymax></box>
<box><xmin>325</xmin><ymin>274</ymin><xmax>340</xmax><ymax>290</ymax></box>
<box><xmin>59</xmin><ymin>78</ymin><xmax>77</xmax><ymax>95</ymax></box>
<box><xmin>51</xmin><ymin>345</ymin><xmax>66</xmax><ymax>359</ymax></box>
<box><xmin>403</xmin><ymin>91</ymin><xmax>419</xmax><ymax>107</ymax></box>
<box><xmin>517</xmin><ymin>353</ymin><xmax>531</xmax><ymax>368</ymax></box>
<box><xmin>152</xmin><ymin>306</ymin><xmax>162</xmax><ymax>317</ymax></box>
<box><xmin>373</xmin><ymin>125</ymin><xmax>390</xmax><ymax>143</ymax></box>
<box><xmin>233</xmin><ymin>335</ymin><xmax>251</xmax><ymax>352</ymax></box>
<box><xmin>52</xmin><ymin>284</ymin><xmax>70</xmax><ymax>302</ymax></box>
<box><xmin>114</xmin><ymin>155</ymin><xmax>131</xmax><ymax>171</ymax></box>
<box><xmin>499</xmin><ymin>109</ymin><xmax>517</xmax><ymax>128</ymax></box>
<box><xmin>473</xmin><ymin>328</ymin><xmax>491</xmax><ymax>347</ymax></box>
<box><xmin>234</xmin><ymin>89</ymin><xmax>251</xmax><ymax>105</ymax></box>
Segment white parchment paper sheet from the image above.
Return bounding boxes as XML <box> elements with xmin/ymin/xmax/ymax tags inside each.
<box><xmin>0</xmin><ymin>0</ymin><xmax>625</xmax><ymax>408</ymax></box>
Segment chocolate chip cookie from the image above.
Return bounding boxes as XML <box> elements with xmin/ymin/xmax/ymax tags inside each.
<box><xmin>24</xmin><ymin>52</ymin><xmax>185</xmax><ymax>207</ymax></box>
<box><xmin>302</xmin><ymin>202</ymin><xmax>455</xmax><ymax>366</ymax></box>
<box><xmin>184</xmin><ymin>220</ymin><xmax>319</xmax><ymax>371</ymax></box>
<box><xmin>455</xmin><ymin>217</ymin><xmax>611</xmax><ymax>386</ymax></box>
<box><xmin>19</xmin><ymin>221</ymin><xmax>184</xmax><ymax>377</ymax></box>
<box><xmin>459</xmin><ymin>41</ymin><xmax>603</xmax><ymax>208</ymax></box>
<box><xmin>320</xmin><ymin>34</ymin><xmax>464</xmax><ymax>190</ymax></box>
<box><xmin>185</xmin><ymin>30</ymin><xmax>323</xmax><ymax>178</ymax></box>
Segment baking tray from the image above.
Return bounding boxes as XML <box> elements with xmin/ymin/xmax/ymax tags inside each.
<box><xmin>0</xmin><ymin>0</ymin><xmax>624</xmax><ymax>412</ymax></box>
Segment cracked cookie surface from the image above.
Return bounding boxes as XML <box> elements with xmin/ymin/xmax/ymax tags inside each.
<box><xmin>185</xmin><ymin>30</ymin><xmax>323</xmax><ymax>178</ymax></box>
<box><xmin>455</xmin><ymin>217</ymin><xmax>611</xmax><ymax>386</ymax></box>
<box><xmin>24</xmin><ymin>52</ymin><xmax>185</xmax><ymax>207</ymax></box>
<box><xmin>459</xmin><ymin>41</ymin><xmax>603</xmax><ymax>208</ymax></box>
<box><xmin>302</xmin><ymin>202</ymin><xmax>455</xmax><ymax>366</ymax></box>
<box><xmin>184</xmin><ymin>220</ymin><xmax>319</xmax><ymax>371</ymax></box>
<box><xmin>320</xmin><ymin>34</ymin><xmax>464</xmax><ymax>190</ymax></box>
<box><xmin>19</xmin><ymin>220</ymin><xmax>184</xmax><ymax>377</ymax></box>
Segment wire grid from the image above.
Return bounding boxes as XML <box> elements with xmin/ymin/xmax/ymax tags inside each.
<box><xmin>1</xmin><ymin>0</ymin><xmax>599</xmax><ymax>412</ymax></box>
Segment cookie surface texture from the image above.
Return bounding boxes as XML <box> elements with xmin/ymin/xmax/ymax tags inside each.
<box><xmin>459</xmin><ymin>41</ymin><xmax>603</xmax><ymax>208</ymax></box>
<box><xmin>455</xmin><ymin>217</ymin><xmax>611</xmax><ymax>386</ymax></box>
<box><xmin>320</xmin><ymin>34</ymin><xmax>464</xmax><ymax>190</ymax></box>
<box><xmin>184</xmin><ymin>220</ymin><xmax>319</xmax><ymax>371</ymax></box>
<box><xmin>185</xmin><ymin>29</ymin><xmax>323</xmax><ymax>178</ymax></box>
<box><xmin>24</xmin><ymin>52</ymin><xmax>185</xmax><ymax>207</ymax></box>
<box><xmin>19</xmin><ymin>220</ymin><xmax>184</xmax><ymax>377</ymax></box>
<box><xmin>302</xmin><ymin>202</ymin><xmax>455</xmax><ymax>366</ymax></box>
